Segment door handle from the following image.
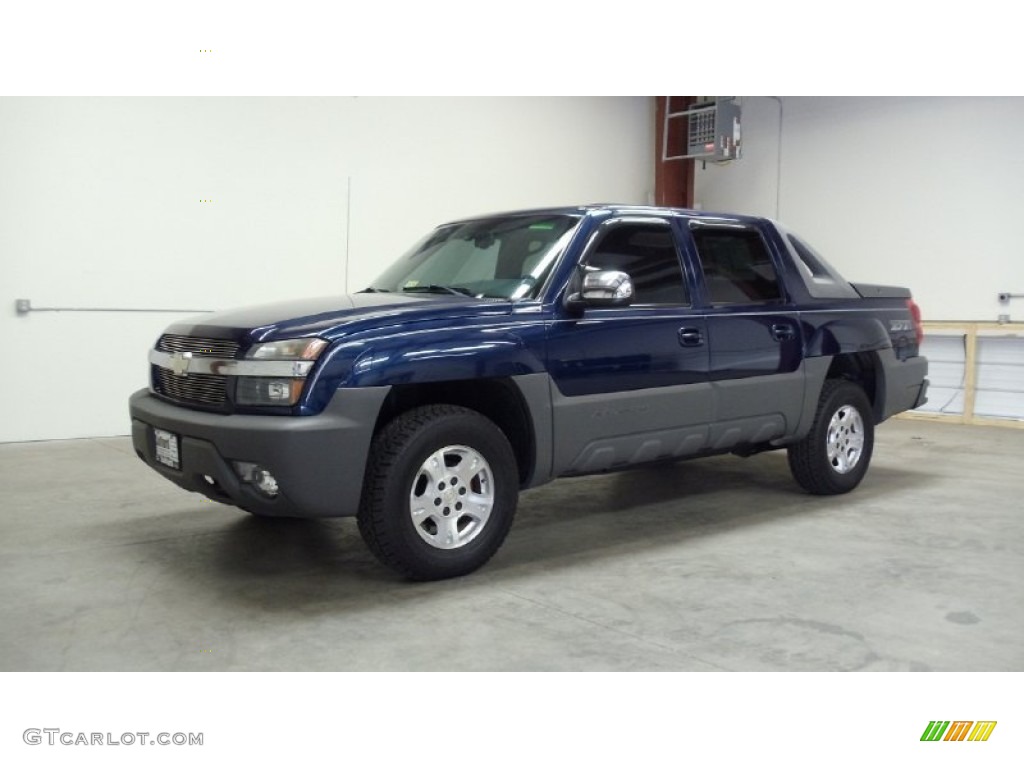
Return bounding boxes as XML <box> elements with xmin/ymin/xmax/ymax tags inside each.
<box><xmin>678</xmin><ymin>327</ymin><xmax>704</xmax><ymax>347</ymax></box>
<box><xmin>771</xmin><ymin>323</ymin><xmax>795</xmax><ymax>342</ymax></box>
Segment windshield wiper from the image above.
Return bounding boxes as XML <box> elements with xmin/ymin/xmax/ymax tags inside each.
<box><xmin>357</xmin><ymin>287</ymin><xmax>391</xmax><ymax>293</ymax></box>
<box><xmin>401</xmin><ymin>285</ymin><xmax>476</xmax><ymax>297</ymax></box>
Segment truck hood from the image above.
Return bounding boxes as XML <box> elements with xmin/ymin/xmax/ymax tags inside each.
<box><xmin>162</xmin><ymin>292</ymin><xmax>514</xmax><ymax>345</ymax></box>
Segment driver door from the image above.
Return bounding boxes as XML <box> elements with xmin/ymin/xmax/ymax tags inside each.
<box><xmin>546</xmin><ymin>217</ymin><xmax>712</xmax><ymax>476</ymax></box>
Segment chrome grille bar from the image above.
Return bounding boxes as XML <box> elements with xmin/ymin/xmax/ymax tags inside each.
<box><xmin>149</xmin><ymin>349</ymin><xmax>315</xmax><ymax>377</ymax></box>
<box><xmin>153</xmin><ymin>369</ymin><xmax>227</xmax><ymax>406</ymax></box>
<box><xmin>157</xmin><ymin>334</ymin><xmax>239</xmax><ymax>358</ymax></box>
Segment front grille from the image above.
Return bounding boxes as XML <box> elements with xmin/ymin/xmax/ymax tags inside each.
<box><xmin>153</xmin><ymin>367</ymin><xmax>228</xmax><ymax>407</ymax></box>
<box><xmin>157</xmin><ymin>334</ymin><xmax>239</xmax><ymax>358</ymax></box>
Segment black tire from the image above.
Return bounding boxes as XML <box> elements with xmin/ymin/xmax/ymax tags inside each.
<box><xmin>357</xmin><ymin>405</ymin><xmax>519</xmax><ymax>580</ymax></box>
<box><xmin>787</xmin><ymin>379</ymin><xmax>875</xmax><ymax>495</ymax></box>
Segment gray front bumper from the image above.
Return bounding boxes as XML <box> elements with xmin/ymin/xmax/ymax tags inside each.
<box><xmin>129</xmin><ymin>387</ymin><xmax>389</xmax><ymax>518</ymax></box>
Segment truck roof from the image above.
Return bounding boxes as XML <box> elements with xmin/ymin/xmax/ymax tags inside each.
<box><xmin>445</xmin><ymin>204</ymin><xmax>768</xmax><ymax>227</ymax></box>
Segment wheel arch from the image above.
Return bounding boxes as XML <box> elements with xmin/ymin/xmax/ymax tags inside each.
<box><xmin>371</xmin><ymin>377</ymin><xmax>539</xmax><ymax>488</ymax></box>
<box><xmin>825</xmin><ymin>351</ymin><xmax>884</xmax><ymax>423</ymax></box>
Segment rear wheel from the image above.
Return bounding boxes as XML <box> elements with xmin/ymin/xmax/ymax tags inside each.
<box><xmin>788</xmin><ymin>379</ymin><xmax>874</xmax><ymax>495</ymax></box>
<box><xmin>358</xmin><ymin>405</ymin><xmax>519</xmax><ymax>580</ymax></box>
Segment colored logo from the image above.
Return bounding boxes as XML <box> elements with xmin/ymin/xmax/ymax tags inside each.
<box><xmin>921</xmin><ymin>721</ymin><xmax>997</xmax><ymax>742</ymax></box>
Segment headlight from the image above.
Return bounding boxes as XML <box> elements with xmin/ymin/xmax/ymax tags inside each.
<box><xmin>247</xmin><ymin>338</ymin><xmax>328</xmax><ymax>361</ymax></box>
<box><xmin>236</xmin><ymin>377</ymin><xmax>306</xmax><ymax>406</ymax></box>
<box><xmin>237</xmin><ymin>338</ymin><xmax>328</xmax><ymax>406</ymax></box>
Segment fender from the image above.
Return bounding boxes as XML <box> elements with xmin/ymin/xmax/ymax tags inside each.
<box><xmin>805</xmin><ymin>316</ymin><xmax>891</xmax><ymax>357</ymax></box>
<box><xmin>794</xmin><ymin>316</ymin><xmax>892</xmax><ymax>438</ymax></box>
<box><xmin>345</xmin><ymin>324</ymin><xmax>546</xmax><ymax>387</ymax></box>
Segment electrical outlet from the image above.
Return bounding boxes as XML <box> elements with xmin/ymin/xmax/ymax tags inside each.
<box><xmin>15</xmin><ymin>299</ymin><xmax>31</xmax><ymax>314</ymax></box>
<box><xmin>998</xmin><ymin>314</ymin><xmax>1011</xmax><ymax>324</ymax></box>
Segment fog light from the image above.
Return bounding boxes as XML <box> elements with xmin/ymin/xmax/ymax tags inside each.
<box><xmin>252</xmin><ymin>469</ymin><xmax>279</xmax><ymax>498</ymax></box>
<box><xmin>232</xmin><ymin>461</ymin><xmax>280</xmax><ymax>498</ymax></box>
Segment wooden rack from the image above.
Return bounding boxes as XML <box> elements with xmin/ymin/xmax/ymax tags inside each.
<box><xmin>897</xmin><ymin>321</ymin><xmax>1024</xmax><ymax>429</ymax></box>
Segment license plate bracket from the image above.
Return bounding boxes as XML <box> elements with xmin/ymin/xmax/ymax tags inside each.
<box><xmin>154</xmin><ymin>428</ymin><xmax>180</xmax><ymax>469</ymax></box>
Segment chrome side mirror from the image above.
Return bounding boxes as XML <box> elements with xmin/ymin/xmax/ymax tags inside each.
<box><xmin>565</xmin><ymin>268</ymin><xmax>635</xmax><ymax>312</ymax></box>
<box><xmin>574</xmin><ymin>269</ymin><xmax>634</xmax><ymax>308</ymax></box>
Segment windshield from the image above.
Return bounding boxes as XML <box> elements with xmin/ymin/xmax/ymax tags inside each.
<box><xmin>367</xmin><ymin>214</ymin><xmax>581</xmax><ymax>300</ymax></box>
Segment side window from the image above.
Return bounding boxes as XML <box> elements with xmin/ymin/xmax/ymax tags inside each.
<box><xmin>584</xmin><ymin>223</ymin><xmax>688</xmax><ymax>305</ymax></box>
<box><xmin>691</xmin><ymin>228</ymin><xmax>783</xmax><ymax>305</ymax></box>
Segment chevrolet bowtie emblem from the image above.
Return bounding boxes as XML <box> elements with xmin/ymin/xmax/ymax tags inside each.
<box><xmin>170</xmin><ymin>351</ymin><xmax>193</xmax><ymax>377</ymax></box>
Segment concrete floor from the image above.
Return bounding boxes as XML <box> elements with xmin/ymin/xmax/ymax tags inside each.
<box><xmin>0</xmin><ymin>419</ymin><xmax>1021</xmax><ymax>671</ymax></box>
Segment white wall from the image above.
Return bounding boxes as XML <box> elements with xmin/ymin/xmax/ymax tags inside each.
<box><xmin>695</xmin><ymin>97</ymin><xmax>1024</xmax><ymax>323</ymax></box>
<box><xmin>0</xmin><ymin>97</ymin><xmax>654</xmax><ymax>443</ymax></box>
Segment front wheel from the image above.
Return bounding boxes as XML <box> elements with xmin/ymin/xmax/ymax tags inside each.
<box><xmin>787</xmin><ymin>379</ymin><xmax>875</xmax><ymax>495</ymax></box>
<box><xmin>357</xmin><ymin>405</ymin><xmax>519</xmax><ymax>580</ymax></box>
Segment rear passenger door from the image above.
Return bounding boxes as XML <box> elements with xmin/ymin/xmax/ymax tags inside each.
<box><xmin>686</xmin><ymin>223</ymin><xmax>806</xmax><ymax>445</ymax></box>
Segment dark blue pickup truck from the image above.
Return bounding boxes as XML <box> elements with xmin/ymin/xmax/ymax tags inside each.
<box><xmin>130</xmin><ymin>205</ymin><xmax>929</xmax><ymax>579</ymax></box>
